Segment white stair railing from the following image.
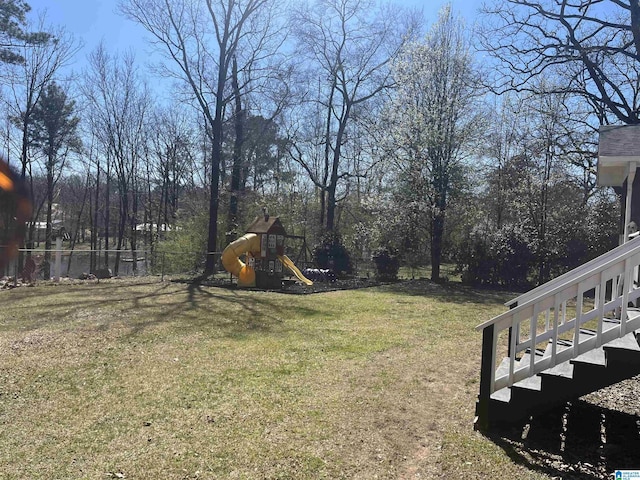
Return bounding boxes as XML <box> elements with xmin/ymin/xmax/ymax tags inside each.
<box><xmin>476</xmin><ymin>237</ymin><xmax>640</xmax><ymax>411</ymax></box>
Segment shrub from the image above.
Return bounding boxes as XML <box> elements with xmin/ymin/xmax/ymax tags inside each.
<box><xmin>312</xmin><ymin>232</ymin><xmax>353</xmax><ymax>275</ymax></box>
<box><xmin>456</xmin><ymin>224</ymin><xmax>533</xmax><ymax>288</ymax></box>
<box><xmin>491</xmin><ymin>225</ymin><xmax>534</xmax><ymax>288</ymax></box>
<box><xmin>156</xmin><ymin>211</ymin><xmax>208</xmax><ymax>274</ymax></box>
<box><xmin>456</xmin><ymin>228</ymin><xmax>493</xmax><ymax>286</ymax></box>
<box><xmin>371</xmin><ymin>245</ymin><xmax>400</xmax><ymax>281</ymax></box>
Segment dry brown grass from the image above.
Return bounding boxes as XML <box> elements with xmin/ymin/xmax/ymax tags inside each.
<box><xmin>0</xmin><ymin>278</ymin><xmax>549</xmax><ymax>479</ymax></box>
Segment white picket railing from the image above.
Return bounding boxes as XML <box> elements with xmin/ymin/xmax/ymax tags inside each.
<box><xmin>476</xmin><ymin>237</ymin><xmax>640</xmax><ymax>395</ymax></box>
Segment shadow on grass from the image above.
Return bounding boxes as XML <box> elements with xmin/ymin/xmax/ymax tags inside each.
<box><xmin>2</xmin><ymin>278</ymin><xmax>323</xmax><ymax>338</ymax></box>
<box><xmin>3</xmin><ymin>277</ymin><xmax>511</xmax><ymax>341</ymax></box>
<box><xmin>177</xmin><ymin>276</ymin><xmax>514</xmax><ymax>307</ymax></box>
<box><xmin>485</xmin><ymin>400</ymin><xmax>640</xmax><ymax>479</ymax></box>
<box><xmin>380</xmin><ymin>279</ymin><xmax>513</xmax><ymax>306</ymax></box>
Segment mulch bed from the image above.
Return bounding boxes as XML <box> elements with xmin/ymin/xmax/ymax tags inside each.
<box><xmin>175</xmin><ymin>275</ymin><xmax>386</xmax><ymax>294</ymax></box>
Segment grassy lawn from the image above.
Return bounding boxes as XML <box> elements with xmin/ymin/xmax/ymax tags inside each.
<box><xmin>0</xmin><ymin>278</ymin><xmax>549</xmax><ymax>479</ymax></box>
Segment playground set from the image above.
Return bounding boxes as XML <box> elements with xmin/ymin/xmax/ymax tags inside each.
<box><xmin>221</xmin><ymin>213</ymin><xmax>313</xmax><ymax>289</ymax></box>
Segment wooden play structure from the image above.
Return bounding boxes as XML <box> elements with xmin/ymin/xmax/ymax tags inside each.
<box><xmin>221</xmin><ymin>213</ymin><xmax>312</xmax><ymax>289</ymax></box>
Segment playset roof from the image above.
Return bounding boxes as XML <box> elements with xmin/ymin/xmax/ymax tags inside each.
<box><xmin>246</xmin><ymin>215</ymin><xmax>286</xmax><ymax>235</ymax></box>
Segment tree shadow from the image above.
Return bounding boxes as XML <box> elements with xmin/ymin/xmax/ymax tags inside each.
<box><xmin>484</xmin><ymin>399</ymin><xmax>640</xmax><ymax>479</ymax></box>
<box><xmin>381</xmin><ymin>278</ymin><xmax>513</xmax><ymax>305</ymax></box>
<box><xmin>2</xmin><ymin>278</ymin><xmax>323</xmax><ymax>339</ymax></box>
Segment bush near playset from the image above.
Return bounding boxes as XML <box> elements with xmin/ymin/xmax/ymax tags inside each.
<box><xmin>312</xmin><ymin>232</ymin><xmax>353</xmax><ymax>276</ymax></box>
<box><xmin>372</xmin><ymin>245</ymin><xmax>400</xmax><ymax>281</ymax></box>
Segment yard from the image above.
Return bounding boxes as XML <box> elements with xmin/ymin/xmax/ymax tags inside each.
<box><xmin>0</xmin><ymin>278</ymin><xmax>635</xmax><ymax>479</ymax></box>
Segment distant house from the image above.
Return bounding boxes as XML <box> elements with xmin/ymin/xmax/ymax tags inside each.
<box><xmin>135</xmin><ymin>223</ymin><xmax>174</xmax><ymax>233</ymax></box>
<box><xmin>27</xmin><ymin>203</ymin><xmax>67</xmax><ymax>245</ymax></box>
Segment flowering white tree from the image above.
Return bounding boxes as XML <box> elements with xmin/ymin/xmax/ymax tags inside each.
<box><xmin>383</xmin><ymin>5</ymin><xmax>482</xmax><ymax>281</ymax></box>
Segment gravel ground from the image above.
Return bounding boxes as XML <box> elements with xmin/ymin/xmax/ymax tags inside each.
<box><xmin>490</xmin><ymin>376</ymin><xmax>640</xmax><ymax>479</ymax></box>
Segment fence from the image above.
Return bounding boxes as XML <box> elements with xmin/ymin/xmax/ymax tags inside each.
<box><xmin>1</xmin><ymin>246</ymin><xmax>227</xmax><ymax>282</ymax></box>
<box><xmin>1</xmin><ymin>244</ymin><xmax>428</xmax><ymax>283</ymax></box>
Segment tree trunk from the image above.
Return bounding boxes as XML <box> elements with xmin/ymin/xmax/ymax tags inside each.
<box><xmin>205</xmin><ymin>148</ymin><xmax>221</xmax><ymax>275</ymax></box>
<box><xmin>325</xmin><ymin>102</ymin><xmax>351</xmax><ymax>232</ymax></box>
<box><xmin>104</xmin><ymin>158</ymin><xmax>111</xmax><ymax>268</ymax></box>
<box><xmin>44</xmin><ymin>165</ymin><xmax>54</xmax><ymax>280</ymax></box>
<box><xmin>115</xmin><ymin>188</ymin><xmax>127</xmax><ymax>276</ymax></box>
<box><xmin>227</xmin><ymin>56</ymin><xmax>244</xmax><ymax>240</ymax></box>
<box><xmin>17</xmin><ymin>113</ymin><xmax>31</xmax><ymax>273</ymax></box>
<box><xmin>319</xmin><ymin>188</ymin><xmax>326</xmax><ymax>228</ymax></box>
<box><xmin>91</xmin><ymin>158</ymin><xmax>100</xmax><ymax>272</ymax></box>
<box><xmin>131</xmin><ymin>179</ymin><xmax>138</xmax><ymax>275</ymax></box>
<box><xmin>430</xmin><ymin>212</ymin><xmax>444</xmax><ymax>282</ymax></box>
<box><xmin>203</xmin><ymin>43</ymin><xmax>228</xmax><ymax>276</ymax></box>
<box><xmin>326</xmin><ymin>183</ymin><xmax>337</xmax><ymax>232</ymax></box>
<box><xmin>68</xmin><ymin>170</ymin><xmax>90</xmax><ymax>274</ymax></box>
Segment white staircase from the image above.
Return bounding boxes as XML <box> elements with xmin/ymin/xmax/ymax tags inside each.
<box><xmin>475</xmin><ymin>237</ymin><xmax>640</xmax><ymax>430</ymax></box>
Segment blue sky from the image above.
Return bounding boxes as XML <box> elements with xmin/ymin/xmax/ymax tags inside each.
<box><xmin>26</xmin><ymin>0</ymin><xmax>484</xmax><ymax>55</ymax></box>
<box><xmin>26</xmin><ymin>0</ymin><xmax>154</xmax><ymax>64</ymax></box>
<box><xmin>25</xmin><ymin>0</ymin><xmax>484</xmax><ymax>98</ymax></box>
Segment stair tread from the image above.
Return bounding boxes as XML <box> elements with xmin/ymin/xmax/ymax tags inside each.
<box><xmin>603</xmin><ymin>317</ymin><xmax>621</xmax><ymax>324</ymax></box>
<box><xmin>483</xmin><ymin>297</ymin><xmax>640</xmax><ymax>426</ymax></box>
<box><xmin>604</xmin><ymin>332</ymin><xmax>640</xmax><ymax>352</ymax></box>
<box><xmin>579</xmin><ymin>328</ymin><xmax>597</xmax><ymax>338</ymax></box>
<box><xmin>495</xmin><ymin>357</ymin><xmax>511</xmax><ymax>378</ymax></box>
<box><xmin>490</xmin><ymin>387</ymin><xmax>511</xmax><ymax>403</ymax></box>
<box><xmin>517</xmin><ymin>347</ymin><xmax>548</xmax><ymax>366</ymax></box>
<box><xmin>556</xmin><ymin>329</ymin><xmax>597</xmax><ymax>345</ymax></box>
<box><xmin>512</xmin><ymin>374</ymin><xmax>542</xmax><ymax>391</ymax></box>
<box><xmin>540</xmin><ymin>361</ymin><xmax>574</xmax><ymax>379</ymax></box>
<box><xmin>570</xmin><ymin>347</ymin><xmax>606</xmax><ymax>366</ymax></box>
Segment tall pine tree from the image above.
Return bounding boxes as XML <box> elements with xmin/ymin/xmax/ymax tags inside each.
<box><xmin>30</xmin><ymin>81</ymin><xmax>80</xmax><ymax>278</ymax></box>
<box><xmin>0</xmin><ymin>0</ymin><xmax>50</xmax><ymax>64</ymax></box>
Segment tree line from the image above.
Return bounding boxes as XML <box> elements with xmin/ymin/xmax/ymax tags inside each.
<box><xmin>0</xmin><ymin>0</ymin><xmax>633</xmax><ymax>287</ymax></box>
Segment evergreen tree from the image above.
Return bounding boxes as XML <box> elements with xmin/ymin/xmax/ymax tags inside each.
<box><xmin>30</xmin><ymin>81</ymin><xmax>80</xmax><ymax>278</ymax></box>
<box><xmin>0</xmin><ymin>0</ymin><xmax>50</xmax><ymax>65</ymax></box>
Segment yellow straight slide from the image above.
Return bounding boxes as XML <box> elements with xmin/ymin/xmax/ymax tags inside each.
<box><xmin>277</xmin><ymin>255</ymin><xmax>313</xmax><ymax>286</ymax></box>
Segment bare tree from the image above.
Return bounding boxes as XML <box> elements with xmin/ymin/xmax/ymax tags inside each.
<box><xmin>119</xmin><ymin>0</ymin><xmax>281</xmax><ymax>275</ymax></box>
<box><xmin>521</xmin><ymin>88</ymin><xmax>574</xmax><ymax>283</ymax></box>
<box><xmin>287</xmin><ymin>0</ymin><xmax>416</xmax><ymax>232</ymax></box>
<box><xmin>83</xmin><ymin>44</ymin><xmax>150</xmax><ymax>275</ymax></box>
<box><xmin>480</xmin><ymin>0</ymin><xmax>640</xmax><ymax>125</ymax></box>
<box><xmin>148</xmin><ymin>106</ymin><xmax>197</xmax><ymax>242</ymax></box>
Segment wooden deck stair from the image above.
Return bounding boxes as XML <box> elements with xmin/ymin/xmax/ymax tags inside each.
<box><xmin>475</xmin><ymin>237</ymin><xmax>640</xmax><ymax>431</ymax></box>
<box><xmin>484</xmin><ymin>318</ymin><xmax>640</xmax><ymax>426</ymax></box>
